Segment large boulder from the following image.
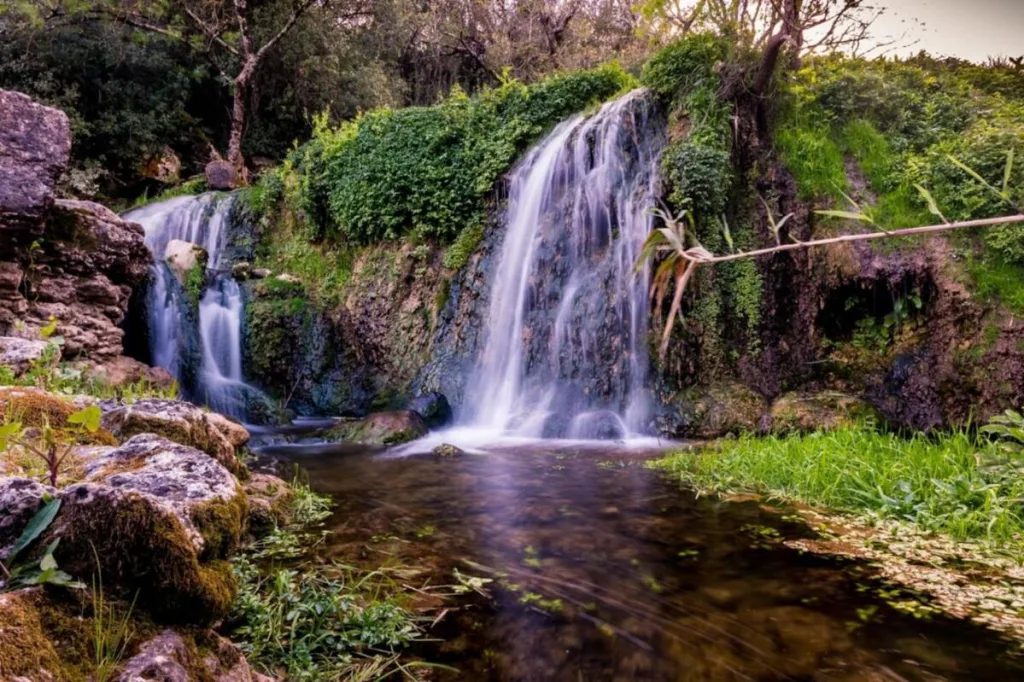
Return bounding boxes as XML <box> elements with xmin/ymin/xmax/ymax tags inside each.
<box><xmin>81</xmin><ymin>355</ymin><xmax>177</xmax><ymax>393</ymax></box>
<box><xmin>769</xmin><ymin>391</ymin><xmax>880</xmax><ymax>433</ymax></box>
<box><xmin>101</xmin><ymin>399</ymin><xmax>248</xmax><ymax>474</ymax></box>
<box><xmin>0</xmin><ymin>478</ymin><xmax>55</xmax><ymax>562</ymax></box>
<box><xmin>407</xmin><ymin>391</ymin><xmax>452</xmax><ymax>428</ymax></box>
<box><xmin>49</xmin><ymin>434</ymin><xmax>247</xmax><ymax>623</ymax></box>
<box><xmin>0</xmin><ymin>336</ymin><xmax>54</xmax><ymax>376</ymax></box>
<box><xmin>326</xmin><ymin>410</ymin><xmax>428</xmax><ymax>445</ymax></box>
<box><xmin>0</xmin><ymin>89</ymin><xmax>70</xmax><ymax>240</ymax></box>
<box><xmin>205</xmin><ymin>159</ymin><xmax>237</xmax><ymax>190</ymax></box>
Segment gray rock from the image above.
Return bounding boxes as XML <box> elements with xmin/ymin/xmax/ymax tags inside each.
<box><xmin>432</xmin><ymin>443</ymin><xmax>464</xmax><ymax>458</ymax></box>
<box><xmin>101</xmin><ymin>399</ymin><xmax>248</xmax><ymax>474</ymax></box>
<box><xmin>0</xmin><ymin>89</ymin><xmax>70</xmax><ymax>239</ymax></box>
<box><xmin>231</xmin><ymin>261</ymin><xmax>252</xmax><ymax>280</ymax></box>
<box><xmin>0</xmin><ymin>477</ymin><xmax>56</xmax><ymax>562</ymax></box>
<box><xmin>326</xmin><ymin>410</ymin><xmax>428</xmax><ymax>445</ymax></box>
<box><xmin>0</xmin><ymin>336</ymin><xmax>54</xmax><ymax>376</ymax></box>
<box><xmin>205</xmin><ymin>159</ymin><xmax>237</xmax><ymax>190</ymax></box>
<box><xmin>116</xmin><ymin>630</ymin><xmax>272</xmax><ymax>682</ymax></box>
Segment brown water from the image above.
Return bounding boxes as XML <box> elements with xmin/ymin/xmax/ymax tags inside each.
<box><xmin>258</xmin><ymin>440</ymin><xmax>1024</xmax><ymax>681</ymax></box>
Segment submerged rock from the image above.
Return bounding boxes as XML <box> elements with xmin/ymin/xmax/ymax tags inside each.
<box><xmin>770</xmin><ymin>391</ymin><xmax>880</xmax><ymax>433</ymax></box>
<box><xmin>50</xmin><ymin>434</ymin><xmax>247</xmax><ymax>623</ymax></box>
<box><xmin>0</xmin><ymin>477</ymin><xmax>55</xmax><ymax>562</ymax></box>
<box><xmin>408</xmin><ymin>391</ymin><xmax>453</xmax><ymax>428</ymax></box>
<box><xmin>0</xmin><ymin>336</ymin><xmax>53</xmax><ymax>376</ymax></box>
<box><xmin>101</xmin><ymin>398</ymin><xmax>249</xmax><ymax>474</ymax></box>
<box><xmin>326</xmin><ymin>410</ymin><xmax>428</xmax><ymax>445</ymax></box>
<box><xmin>432</xmin><ymin>443</ymin><xmax>464</xmax><ymax>458</ymax></box>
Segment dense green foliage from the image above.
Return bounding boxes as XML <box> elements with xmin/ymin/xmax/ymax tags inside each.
<box><xmin>292</xmin><ymin>65</ymin><xmax>634</xmax><ymax>244</ymax></box>
<box><xmin>640</xmin><ymin>33</ymin><xmax>726</xmax><ymax>105</ymax></box>
<box><xmin>655</xmin><ymin>427</ymin><xmax>1024</xmax><ymax>547</ymax></box>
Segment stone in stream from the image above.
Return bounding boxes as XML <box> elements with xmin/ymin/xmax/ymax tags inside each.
<box><xmin>101</xmin><ymin>398</ymin><xmax>249</xmax><ymax>474</ymax></box>
<box><xmin>326</xmin><ymin>409</ymin><xmax>428</xmax><ymax>445</ymax></box>
<box><xmin>48</xmin><ymin>434</ymin><xmax>247</xmax><ymax>624</ymax></box>
<box><xmin>432</xmin><ymin>443</ymin><xmax>464</xmax><ymax>458</ymax></box>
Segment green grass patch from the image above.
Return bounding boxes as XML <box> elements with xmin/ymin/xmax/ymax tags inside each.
<box><xmin>775</xmin><ymin>119</ymin><xmax>847</xmax><ymax>201</ymax></box>
<box><xmin>968</xmin><ymin>256</ymin><xmax>1024</xmax><ymax>316</ymax></box>
<box><xmin>653</xmin><ymin>427</ymin><xmax>1024</xmax><ymax>548</ymax></box>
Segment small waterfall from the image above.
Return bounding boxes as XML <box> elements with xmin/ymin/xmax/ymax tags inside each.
<box><xmin>461</xmin><ymin>89</ymin><xmax>664</xmax><ymax>439</ymax></box>
<box><xmin>125</xmin><ymin>193</ymin><xmax>261</xmax><ymax>418</ymax></box>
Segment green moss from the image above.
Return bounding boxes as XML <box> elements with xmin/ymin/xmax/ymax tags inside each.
<box><xmin>674</xmin><ymin>382</ymin><xmax>766</xmax><ymax>439</ymax></box>
<box><xmin>184</xmin><ymin>262</ymin><xmax>206</xmax><ymax>309</ymax></box>
<box><xmin>190</xmin><ymin>492</ymin><xmax>248</xmax><ymax>562</ymax></box>
<box><xmin>443</xmin><ymin>222</ymin><xmax>485</xmax><ymax>270</ymax></box>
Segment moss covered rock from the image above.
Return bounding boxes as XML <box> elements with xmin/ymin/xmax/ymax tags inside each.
<box><xmin>0</xmin><ymin>588</ymin><xmax>92</xmax><ymax>681</ymax></box>
<box><xmin>49</xmin><ymin>434</ymin><xmax>247</xmax><ymax>624</ymax></box>
<box><xmin>0</xmin><ymin>386</ymin><xmax>117</xmax><ymax>446</ymax></box>
<box><xmin>769</xmin><ymin>391</ymin><xmax>880</xmax><ymax>433</ymax></box>
<box><xmin>325</xmin><ymin>410</ymin><xmax>428</xmax><ymax>445</ymax></box>
<box><xmin>101</xmin><ymin>399</ymin><xmax>248</xmax><ymax>474</ymax></box>
<box><xmin>114</xmin><ymin>629</ymin><xmax>273</xmax><ymax>682</ymax></box>
<box><xmin>661</xmin><ymin>383</ymin><xmax>767</xmax><ymax>439</ymax></box>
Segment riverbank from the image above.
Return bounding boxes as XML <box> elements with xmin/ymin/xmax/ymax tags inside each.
<box><xmin>652</xmin><ymin>426</ymin><xmax>1024</xmax><ymax>645</ymax></box>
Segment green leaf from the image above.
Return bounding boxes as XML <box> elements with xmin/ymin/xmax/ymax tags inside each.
<box><xmin>815</xmin><ymin>210</ymin><xmax>873</xmax><ymax>223</ymax></box>
<box><xmin>913</xmin><ymin>184</ymin><xmax>946</xmax><ymax>223</ymax></box>
<box><xmin>67</xmin><ymin>404</ymin><xmax>101</xmax><ymax>433</ymax></box>
<box><xmin>0</xmin><ymin>422</ymin><xmax>21</xmax><ymax>451</ymax></box>
<box><xmin>39</xmin><ymin>553</ymin><xmax>57</xmax><ymax>572</ymax></box>
<box><xmin>1003</xmin><ymin>149</ymin><xmax>1015</xmax><ymax>200</ymax></box>
<box><xmin>39</xmin><ymin>317</ymin><xmax>58</xmax><ymax>339</ymax></box>
<box><xmin>5</xmin><ymin>498</ymin><xmax>61</xmax><ymax>568</ymax></box>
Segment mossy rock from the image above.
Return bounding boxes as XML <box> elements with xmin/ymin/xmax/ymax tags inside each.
<box><xmin>0</xmin><ymin>588</ymin><xmax>92</xmax><ymax>681</ymax></box>
<box><xmin>242</xmin><ymin>473</ymin><xmax>294</xmax><ymax>538</ymax></box>
<box><xmin>0</xmin><ymin>387</ymin><xmax>117</xmax><ymax>446</ymax></box>
<box><xmin>769</xmin><ymin>391</ymin><xmax>880</xmax><ymax>433</ymax></box>
<box><xmin>101</xmin><ymin>399</ymin><xmax>248</xmax><ymax>475</ymax></box>
<box><xmin>665</xmin><ymin>382</ymin><xmax>767</xmax><ymax>439</ymax></box>
<box><xmin>0</xmin><ymin>477</ymin><xmax>55</xmax><ymax>561</ymax></box>
<box><xmin>48</xmin><ymin>434</ymin><xmax>247</xmax><ymax>624</ymax></box>
<box><xmin>325</xmin><ymin>410</ymin><xmax>428</xmax><ymax>445</ymax></box>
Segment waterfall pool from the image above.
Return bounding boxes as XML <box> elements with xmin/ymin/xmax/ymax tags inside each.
<box><xmin>253</xmin><ymin>438</ymin><xmax>1024</xmax><ymax>681</ymax></box>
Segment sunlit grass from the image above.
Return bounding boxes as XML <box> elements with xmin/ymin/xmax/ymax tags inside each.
<box><xmin>653</xmin><ymin>427</ymin><xmax>1024</xmax><ymax>548</ymax></box>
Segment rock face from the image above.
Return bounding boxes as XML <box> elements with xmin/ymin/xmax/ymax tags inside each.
<box><xmin>0</xmin><ymin>478</ymin><xmax>55</xmax><ymax>562</ymax></box>
<box><xmin>115</xmin><ymin>630</ymin><xmax>272</xmax><ymax>682</ymax></box>
<box><xmin>0</xmin><ymin>89</ymin><xmax>70</xmax><ymax>239</ymax></box>
<box><xmin>408</xmin><ymin>391</ymin><xmax>452</xmax><ymax>428</ymax></box>
<box><xmin>101</xmin><ymin>399</ymin><xmax>249</xmax><ymax>474</ymax></box>
<box><xmin>0</xmin><ymin>336</ymin><xmax>53</xmax><ymax>376</ymax></box>
<box><xmin>326</xmin><ymin>410</ymin><xmax>428</xmax><ymax>445</ymax></box>
<box><xmin>51</xmin><ymin>434</ymin><xmax>246</xmax><ymax>623</ymax></box>
<box><xmin>658</xmin><ymin>383</ymin><xmax>767</xmax><ymax>439</ymax></box>
<box><xmin>0</xmin><ymin>91</ymin><xmax>152</xmax><ymax>362</ymax></box>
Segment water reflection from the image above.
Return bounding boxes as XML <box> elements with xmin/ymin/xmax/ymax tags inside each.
<box><xmin>256</xmin><ymin>440</ymin><xmax>1024</xmax><ymax>681</ymax></box>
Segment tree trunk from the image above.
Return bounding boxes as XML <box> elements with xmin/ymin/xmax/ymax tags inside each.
<box><xmin>227</xmin><ymin>73</ymin><xmax>249</xmax><ymax>178</ymax></box>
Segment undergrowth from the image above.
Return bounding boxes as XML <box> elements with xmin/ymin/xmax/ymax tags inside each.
<box><xmin>653</xmin><ymin>426</ymin><xmax>1024</xmax><ymax>549</ymax></box>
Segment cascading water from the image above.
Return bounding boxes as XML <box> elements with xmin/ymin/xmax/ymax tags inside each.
<box><xmin>125</xmin><ymin>193</ymin><xmax>261</xmax><ymax>418</ymax></box>
<box><xmin>460</xmin><ymin>89</ymin><xmax>664</xmax><ymax>440</ymax></box>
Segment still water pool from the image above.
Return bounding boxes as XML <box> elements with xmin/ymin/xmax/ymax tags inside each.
<box><xmin>256</xmin><ymin>440</ymin><xmax>1024</xmax><ymax>681</ymax></box>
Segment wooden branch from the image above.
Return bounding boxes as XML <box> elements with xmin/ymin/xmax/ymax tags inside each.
<box><xmin>181</xmin><ymin>5</ymin><xmax>239</xmax><ymax>56</ymax></box>
<box><xmin>678</xmin><ymin>214</ymin><xmax>1024</xmax><ymax>265</ymax></box>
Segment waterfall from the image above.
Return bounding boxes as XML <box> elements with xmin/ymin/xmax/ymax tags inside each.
<box><xmin>125</xmin><ymin>193</ymin><xmax>260</xmax><ymax>418</ymax></box>
<box><xmin>461</xmin><ymin>89</ymin><xmax>664</xmax><ymax>440</ymax></box>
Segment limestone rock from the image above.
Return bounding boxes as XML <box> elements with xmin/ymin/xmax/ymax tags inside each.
<box><xmin>0</xmin><ymin>89</ymin><xmax>70</xmax><ymax>240</ymax></box>
<box><xmin>0</xmin><ymin>478</ymin><xmax>56</xmax><ymax>562</ymax></box>
<box><xmin>0</xmin><ymin>336</ymin><xmax>53</xmax><ymax>376</ymax></box>
<box><xmin>408</xmin><ymin>391</ymin><xmax>452</xmax><ymax>428</ymax></box>
<box><xmin>51</xmin><ymin>434</ymin><xmax>246</xmax><ymax>623</ymax></box>
<box><xmin>164</xmin><ymin>239</ymin><xmax>208</xmax><ymax>284</ymax></box>
<box><xmin>115</xmin><ymin>630</ymin><xmax>272</xmax><ymax>682</ymax></box>
<box><xmin>205</xmin><ymin>159</ymin><xmax>237</xmax><ymax>190</ymax></box>
<box><xmin>81</xmin><ymin>355</ymin><xmax>176</xmax><ymax>393</ymax></box>
<box><xmin>141</xmin><ymin>145</ymin><xmax>182</xmax><ymax>184</ymax></box>
<box><xmin>770</xmin><ymin>391</ymin><xmax>880</xmax><ymax>433</ymax></box>
<box><xmin>101</xmin><ymin>399</ymin><xmax>248</xmax><ymax>474</ymax></box>
<box><xmin>326</xmin><ymin>410</ymin><xmax>428</xmax><ymax>445</ymax></box>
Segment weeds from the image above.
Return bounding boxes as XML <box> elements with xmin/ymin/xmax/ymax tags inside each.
<box><xmin>90</xmin><ymin>545</ymin><xmax>137</xmax><ymax>682</ymax></box>
<box><xmin>653</xmin><ymin>426</ymin><xmax>1024</xmax><ymax>549</ymax></box>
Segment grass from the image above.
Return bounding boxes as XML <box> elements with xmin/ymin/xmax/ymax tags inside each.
<box><xmin>774</xmin><ymin>118</ymin><xmax>848</xmax><ymax>200</ymax></box>
<box><xmin>968</xmin><ymin>256</ymin><xmax>1024</xmax><ymax>316</ymax></box>
<box><xmin>254</xmin><ymin>220</ymin><xmax>354</xmax><ymax>306</ymax></box>
<box><xmin>652</xmin><ymin>426</ymin><xmax>1024</xmax><ymax>548</ymax></box>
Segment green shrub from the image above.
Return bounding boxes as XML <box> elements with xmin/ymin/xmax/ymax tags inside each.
<box><xmin>640</xmin><ymin>33</ymin><xmax>725</xmax><ymax>103</ymax></box>
<box><xmin>443</xmin><ymin>223</ymin><xmax>486</xmax><ymax>271</ymax></box>
<box><xmin>662</xmin><ymin>142</ymin><xmax>731</xmax><ymax>218</ymax></box>
<box><xmin>297</xmin><ymin>64</ymin><xmax>632</xmax><ymax>245</ymax></box>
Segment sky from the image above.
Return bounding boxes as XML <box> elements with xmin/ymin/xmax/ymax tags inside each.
<box><xmin>868</xmin><ymin>0</ymin><xmax>1024</xmax><ymax>62</ymax></box>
